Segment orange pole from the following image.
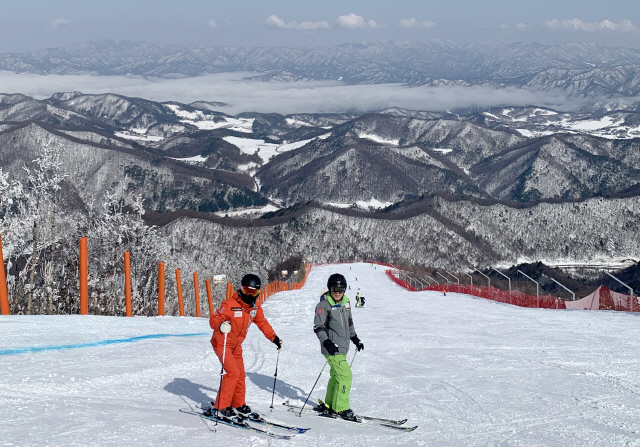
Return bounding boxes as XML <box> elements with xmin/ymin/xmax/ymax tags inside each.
<box><xmin>0</xmin><ymin>234</ymin><xmax>10</xmax><ymax>315</ymax></box>
<box><xmin>205</xmin><ymin>279</ymin><xmax>213</xmax><ymax>317</ymax></box>
<box><xmin>79</xmin><ymin>237</ymin><xmax>88</xmax><ymax>315</ymax></box>
<box><xmin>124</xmin><ymin>252</ymin><xmax>132</xmax><ymax>317</ymax></box>
<box><xmin>158</xmin><ymin>262</ymin><xmax>165</xmax><ymax>316</ymax></box>
<box><xmin>193</xmin><ymin>271</ymin><xmax>201</xmax><ymax>318</ymax></box>
<box><xmin>226</xmin><ymin>281</ymin><xmax>233</xmax><ymax>300</ymax></box>
<box><xmin>176</xmin><ymin>268</ymin><xmax>184</xmax><ymax>316</ymax></box>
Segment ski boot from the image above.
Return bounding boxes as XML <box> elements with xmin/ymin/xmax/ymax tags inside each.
<box><xmin>337</xmin><ymin>408</ymin><xmax>359</xmax><ymax>422</ymax></box>
<box><xmin>235</xmin><ymin>404</ymin><xmax>261</xmax><ymax>421</ymax></box>
<box><xmin>216</xmin><ymin>406</ymin><xmax>238</xmax><ymax>421</ymax></box>
<box><xmin>316</xmin><ymin>399</ymin><xmax>336</xmax><ymax>416</ymax></box>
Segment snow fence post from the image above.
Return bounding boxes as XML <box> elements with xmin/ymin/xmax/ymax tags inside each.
<box><xmin>0</xmin><ymin>234</ymin><xmax>10</xmax><ymax>315</ymax></box>
<box><xmin>176</xmin><ymin>268</ymin><xmax>184</xmax><ymax>316</ymax></box>
<box><xmin>193</xmin><ymin>271</ymin><xmax>201</xmax><ymax>318</ymax></box>
<box><xmin>79</xmin><ymin>237</ymin><xmax>88</xmax><ymax>315</ymax></box>
<box><xmin>124</xmin><ymin>252</ymin><xmax>132</xmax><ymax>317</ymax></box>
<box><xmin>158</xmin><ymin>262</ymin><xmax>165</xmax><ymax>316</ymax></box>
<box><xmin>205</xmin><ymin>279</ymin><xmax>213</xmax><ymax>317</ymax></box>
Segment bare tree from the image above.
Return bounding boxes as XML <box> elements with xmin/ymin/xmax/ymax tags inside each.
<box><xmin>22</xmin><ymin>139</ymin><xmax>66</xmax><ymax>314</ymax></box>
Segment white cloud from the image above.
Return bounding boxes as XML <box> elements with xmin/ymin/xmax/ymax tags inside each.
<box><xmin>544</xmin><ymin>18</ymin><xmax>635</xmax><ymax>32</ymax></box>
<box><xmin>0</xmin><ymin>71</ymin><xmax>591</xmax><ymax>115</ymax></box>
<box><xmin>207</xmin><ymin>20</ymin><xmax>217</xmax><ymax>29</ymax></box>
<box><xmin>51</xmin><ymin>18</ymin><xmax>70</xmax><ymax>30</ymax></box>
<box><xmin>266</xmin><ymin>15</ymin><xmax>329</xmax><ymax>30</ymax></box>
<box><xmin>399</xmin><ymin>17</ymin><xmax>435</xmax><ymax>29</ymax></box>
<box><xmin>336</xmin><ymin>13</ymin><xmax>377</xmax><ymax>29</ymax></box>
<box><xmin>501</xmin><ymin>23</ymin><xmax>528</xmax><ymax>30</ymax></box>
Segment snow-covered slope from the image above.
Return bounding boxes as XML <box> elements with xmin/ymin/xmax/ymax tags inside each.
<box><xmin>2</xmin><ymin>263</ymin><xmax>640</xmax><ymax>446</ymax></box>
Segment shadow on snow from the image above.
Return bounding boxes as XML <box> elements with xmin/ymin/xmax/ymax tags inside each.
<box><xmin>164</xmin><ymin>374</ymin><xmax>307</xmax><ymax>407</ymax></box>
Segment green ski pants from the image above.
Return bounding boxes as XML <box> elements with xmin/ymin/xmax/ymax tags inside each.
<box><xmin>324</xmin><ymin>354</ymin><xmax>353</xmax><ymax>412</ymax></box>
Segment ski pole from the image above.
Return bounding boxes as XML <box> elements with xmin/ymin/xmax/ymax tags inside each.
<box><xmin>269</xmin><ymin>348</ymin><xmax>281</xmax><ymax>410</ymax></box>
<box><xmin>299</xmin><ymin>359</ymin><xmax>328</xmax><ymax>417</ymax></box>
<box><xmin>213</xmin><ymin>332</ymin><xmax>228</xmax><ymax>424</ymax></box>
<box><xmin>350</xmin><ymin>350</ymin><xmax>357</xmax><ymax>368</ymax></box>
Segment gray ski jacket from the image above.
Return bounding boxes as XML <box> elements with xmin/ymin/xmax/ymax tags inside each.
<box><xmin>314</xmin><ymin>292</ymin><xmax>357</xmax><ymax>355</ymax></box>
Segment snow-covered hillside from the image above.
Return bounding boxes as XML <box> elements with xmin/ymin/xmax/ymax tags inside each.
<box><xmin>2</xmin><ymin>263</ymin><xmax>640</xmax><ymax>446</ymax></box>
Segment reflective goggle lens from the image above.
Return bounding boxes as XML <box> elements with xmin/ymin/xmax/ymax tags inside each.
<box><xmin>330</xmin><ymin>286</ymin><xmax>346</xmax><ymax>293</ymax></box>
<box><xmin>242</xmin><ymin>286</ymin><xmax>260</xmax><ymax>297</ymax></box>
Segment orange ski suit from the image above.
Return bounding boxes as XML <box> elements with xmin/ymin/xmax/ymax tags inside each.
<box><xmin>209</xmin><ymin>292</ymin><xmax>276</xmax><ymax>409</ymax></box>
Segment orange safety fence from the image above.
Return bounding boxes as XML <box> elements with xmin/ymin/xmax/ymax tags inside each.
<box><xmin>2</xmin><ymin>231</ymin><xmax>315</xmax><ymax>317</ymax></box>
<box><xmin>262</xmin><ymin>264</ymin><xmax>312</xmax><ymax>304</ymax></box>
<box><xmin>0</xmin><ymin>234</ymin><xmax>10</xmax><ymax>315</ymax></box>
<box><xmin>221</xmin><ymin>265</ymin><xmax>313</xmax><ymax>307</ymax></box>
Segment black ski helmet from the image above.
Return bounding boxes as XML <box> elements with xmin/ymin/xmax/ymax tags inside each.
<box><xmin>241</xmin><ymin>273</ymin><xmax>261</xmax><ymax>289</ymax></box>
<box><xmin>327</xmin><ymin>273</ymin><xmax>347</xmax><ymax>290</ymax></box>
<box><xmin>239</xmin><ymin>273</ymin><xmax>261</xmax><ymax>306</ymax></box>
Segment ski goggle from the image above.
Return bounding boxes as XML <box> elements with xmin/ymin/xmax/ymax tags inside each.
<box><xmin>330</xmin><ymin>286</ymin><xmax>346</xmax><ymax>294</ymax></box>
<box><xmin>241</xmin><ymin>286</ymin><xmax>260</xmax><ymax>297</ymax></box>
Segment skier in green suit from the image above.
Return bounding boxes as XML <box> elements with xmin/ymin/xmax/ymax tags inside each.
<box><xmin>313</xmin><ymin>273</ymin><xmax>364</xmax><ymax>420</ymax></box>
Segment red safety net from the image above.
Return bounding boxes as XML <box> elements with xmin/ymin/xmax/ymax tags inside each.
<box><xmin>565</xmin><ymin>285</ymin><xmax>640</xmax><ymax>312</ymax></box>
<box><xmin>386</xmin><ymin>270</ymin><xmax>567</xmax><ymax>309</ymax></box>
<box><xmin>387</xmin><ymin>270</ymin><xmax>640</xmax><ymax>312</ymax></box>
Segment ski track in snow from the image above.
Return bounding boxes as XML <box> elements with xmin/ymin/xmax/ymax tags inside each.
<box><xmin>2</xmin><ymin>263</ymin><xmax>640</xmax><ymax>446</ymax></box>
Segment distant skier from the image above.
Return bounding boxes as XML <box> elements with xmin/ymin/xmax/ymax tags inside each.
<box><xmin>209</xmin><ymin>274</ymin><xmax>283</xmax><ymax>419</ymax></box>
<box><xmin>314</xmin><ymin>273</ymin><xmax>364</xmax><ymax>421</ymax></box>
<box><xmin>443</xmin><ymin>288</ymin><xmax>447</xmax><ymax>296</ymax></box>
<box><xmin>355</xmin><ymin>292</ymin><xmax>361</xmax><ymax>307</ymax></box>
<box><xmin>360</xmin><ymin>296</ymin><xmax>366</xmax><ymax>307</ymax></box>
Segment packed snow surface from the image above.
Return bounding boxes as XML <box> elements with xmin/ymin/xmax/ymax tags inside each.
<box><xmin>170</xmin><ymin>155</ymin><xmax>208</xmax><ymax>163</ymax></box>
<box><xmin>166</xmin><ymin>104</ymin><xmax>253</xmax><ymax>133</ymax></box>
<box><xmin>223</xmin><ymin>136</ymin><xmax>314</xmax><ymax>163</ymax></box>
<box><xmin>114</xmin><ymin>131</ymin><xmax>165</xmax><ymax>142</ymax></box>
<box><xmin>324</xmin><ymin>199</ymin><xmax>393</xmax><ymax>210</ymax></box>
<box><xmin>356</xmin><ymin>133</ymin><xmax>400</xmax><ymax>146</ymax></box>
<box><xmin>2</xmin><ymin>263</ymin><xmax>640</xmax><ymax>446</ymax></box>
<box><xmin>214</xmin><ymin>204</ymin><xmax>280</xmax><ymax>217</ymax></box>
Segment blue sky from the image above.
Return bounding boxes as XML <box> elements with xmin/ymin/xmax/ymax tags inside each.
<box><xmin>2</xmin><ymin>0</ymin><xmax>640</xmax><ymax>52</ymax></box>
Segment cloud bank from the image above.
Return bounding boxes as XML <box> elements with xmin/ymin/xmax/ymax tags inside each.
<box><xmin>337</xmin><ymin>13</ymin><xmax>377</xmax><ymax>29</ymax></box>
<box><xmin>50</xmin><ymin>18</ymin><xmax>71</xmax><ymax>30</ymax></box>
<box><xmin>545</xmin><ymin>18</ymin><xmax>635</xmax><ymax>32</ymax></box>
<box><xmin>267</xmin><ymin>15</ymin><xmax>329</xmax><ymax>30</ymax></box>
<box><xmin>399</xmin><ymin>18</ymin><xmax>435</xmax><ymax>29</ymax></box>
<box><xmin>0</xmin><ymin>71</ymin><xmax>592</xmax><ymax>115</ymax></box>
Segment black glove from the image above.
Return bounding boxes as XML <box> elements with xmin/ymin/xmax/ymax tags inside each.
<box><xmin>323</xmin><ymin>339</ymin><xmax>338</xmax><ymax>356</ymax></box>
<box><xmin>351</xmin><ymin>335</ymin><xmax>364</xmax><ymax>352</ymax></box>
<box><xmin>272</xmin><ymin>336</ymin><xmax>283</xmax><ymax>350</ymax></box>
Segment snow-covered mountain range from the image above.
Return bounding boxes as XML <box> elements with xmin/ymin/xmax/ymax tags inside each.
<box><xmin>1</xmin><ymin>91</ymin><xmax>638</xmax><ymax>271</ymax></box>
<box><xmin>3</xmin><ymin>40</ymin><xmax>640</xmax><ymax>102</ymax></box>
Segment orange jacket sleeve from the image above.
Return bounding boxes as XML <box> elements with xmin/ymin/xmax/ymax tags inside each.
<box><xmin>209</xmin><ymin>300</ymin><xmax>231</xmax><ymax>331</ymax></box>
<box><xmin>252</xmin><ymin>305</ymin><xmax>276</xmax><ymax>341</ymax></box>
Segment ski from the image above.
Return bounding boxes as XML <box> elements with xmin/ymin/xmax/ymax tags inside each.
<box><xmin>180</xmin><ymin>409</ymin><xmax>295</xmax><ymax>440</ymax></box>
<box><xmin>200</xmin><ymin>403</ymin><xmax>310</xmax><ymax>434</ymax></box>
<box><xmin>239</xmin><ymin>414</ymin><xmax>310</xmax><ymax>434</ymax></box>
<box><xmin>282</xmin><ymin>401</ymin><xmax>417</xmax><ymax>432</ymax></box>
<box><xmin>283</xmin><ymin>400</ymin><xmax>408</xmax><ymax>425</ymax></box>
